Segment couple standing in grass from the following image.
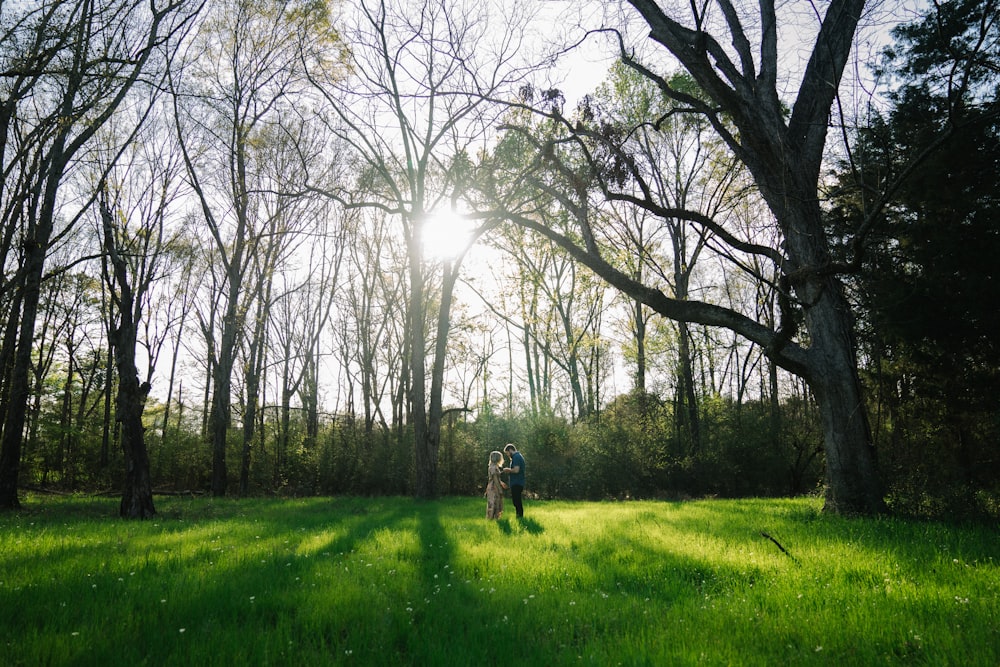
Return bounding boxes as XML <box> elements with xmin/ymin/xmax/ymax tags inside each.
<box><xmin>485</xmin><ymin>444</ymin><xmax>525</xmax><ymax>521</ymax></box>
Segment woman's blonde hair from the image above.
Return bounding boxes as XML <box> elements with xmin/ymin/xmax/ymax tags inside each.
<box><xmin>489</xmin><ymin>450</ymin><xmax>503</xmax><ymax>466</ymax></box>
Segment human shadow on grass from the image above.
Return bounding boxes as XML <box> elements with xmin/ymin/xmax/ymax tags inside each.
<box><xmin>494</xmin><ymin>515</ymin><xmax>543</xmax><ymax>535</ymax></box>
<box><xmin>516</xmin><ymin>516</ymin><xmax>543</xmax><ymax>534</ymax></box>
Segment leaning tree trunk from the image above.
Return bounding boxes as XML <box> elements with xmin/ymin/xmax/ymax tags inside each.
<box><xmin>799</xmin><ymin>276</ymin><xmax>884</xmax><ymax>515</ymax></box>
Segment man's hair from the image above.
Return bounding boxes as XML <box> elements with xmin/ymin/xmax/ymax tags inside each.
<box><xmin>504</xmin><ymin>443</ymin><xmax>516</xmax><ymax>453</ymax></box>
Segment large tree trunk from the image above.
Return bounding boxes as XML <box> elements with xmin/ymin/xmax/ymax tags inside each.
<box><xmin>409</xmin><ymin>252</ymin><xmax>433</xmax><ymax>499</ymax></box>
<box><xmin>0</xmin><ymin>132</ymin><xmax>66</xmax><ymax>509</ymax></box>
<box><xmin>422</xmin><ymin>260</ymin><xmax>463</xmax><ymax>498</ymax></box>
<box><xmin>209</xmin><ymin>290</ymin><xmax>242</xmax><ymax>497</ymax></box>
<box><xmin>209</xmin><ymin>339</ymin><xmax>234</xmax><ymax>497</ymax></box>
<box><xmin>676</xmin><ymin>320</ymin><xmax>701</xmax><ymax>454</ymax></box>
<box><xmin>240</xmin><ymin>296</ymin><xmax>268</xmax><ymax>497</ymax></box>
<box><xmin>799</xmin><ymin>275</ymin><xmax>884</xmax><ymax>514</ymax></box>
<box><xmin>0</xmin><ymin>250</ymin><xmax>44</xmax><ymax>510</ymax></box>
<box><xmin>755</xmin><ymin>143</ymin><xmax>886</xmax><ymax>515</ymax></box>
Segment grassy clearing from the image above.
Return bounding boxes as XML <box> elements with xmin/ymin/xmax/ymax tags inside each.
<box><xmin>1</xmin><ymin>494</ymin><xmax>997</xmax><ymax>666</ymax></box>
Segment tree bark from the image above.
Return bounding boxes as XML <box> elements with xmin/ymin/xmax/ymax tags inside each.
<box><xmin>409</xmin><ymin>241</ymin><xmax>432</xmax><ymax>498</ymax></box>
<box><xmin>797</xmin><ymin>275</ymin><xmax>883</xmax><ymax>514</ymax></box>
<box><xmin>113</xmin><ymin>329</ymin><xmax>156</xmax><ymax>520</ymax></box>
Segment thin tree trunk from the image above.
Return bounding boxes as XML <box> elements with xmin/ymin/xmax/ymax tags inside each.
<box><xmin>677</xmin><ymin>321</ymin><xmax>701</xmax><ymax>453</ymax></box>
<box><xmin>633</xmin><ymin>298</ymin><xmax>646</xmax><ymax>394</ymax></box>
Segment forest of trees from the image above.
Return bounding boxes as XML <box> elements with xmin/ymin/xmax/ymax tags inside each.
<box><xmin>0</xmin><ymin>0</ymin><xmax>996</xmax><ymax>520</ymax></box>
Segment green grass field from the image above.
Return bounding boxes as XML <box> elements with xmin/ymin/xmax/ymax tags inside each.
<box><xmin>1</xmin><ymin>494</ymin><xmax>997</xmax><ymax>666</ymax></box>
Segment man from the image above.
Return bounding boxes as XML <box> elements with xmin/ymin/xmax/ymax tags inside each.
<box><xmin>502</xmin><ymin>443</ymin><xmax>526</xmax><ymax>518</ymax></box>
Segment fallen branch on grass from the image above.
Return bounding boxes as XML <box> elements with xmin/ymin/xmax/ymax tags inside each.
<box><xmin>760</xmin><ymin>531</ymin><xmax>800</xmax><ymax>564</ymax></box>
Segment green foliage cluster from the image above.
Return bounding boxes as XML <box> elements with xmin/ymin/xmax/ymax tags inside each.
<box><xmin>2</xmin><ymin>496</ymin><xmax>997</xmax><ymax>665</ymax></box>
<box><xmin>828</xmin><ymin>0</ymin><xmax>1000</xmax><ymax>520</ymax></box>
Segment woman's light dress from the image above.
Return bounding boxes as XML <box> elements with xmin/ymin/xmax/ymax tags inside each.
<box><xmin>485</xmin><ymin>462</ymin><xmax>504</xmax><ymax>519</ymax></box>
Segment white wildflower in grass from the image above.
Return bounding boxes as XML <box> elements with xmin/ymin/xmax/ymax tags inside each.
<box><xmin>179</xmin><ymin>629</ymin><xmax>186</xmax><ymax>634</ymax></box>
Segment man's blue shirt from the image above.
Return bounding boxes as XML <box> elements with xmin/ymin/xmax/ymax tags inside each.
<box><xmin>509</xmin><ymin>452</ymin><xmax>525</xmax><ymax>486</ymax></box>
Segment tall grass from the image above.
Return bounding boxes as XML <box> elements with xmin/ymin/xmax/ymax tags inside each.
<box><xmin>1</xmin><ymin>495</ymin><xmax>997</xmax><ymax>666</ymax></box>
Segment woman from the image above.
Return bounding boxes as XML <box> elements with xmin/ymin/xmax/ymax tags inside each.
<box><xmin>485</xmin><ymin>450</ymin><xmax>507</xmax><ymax>520</ymax></box>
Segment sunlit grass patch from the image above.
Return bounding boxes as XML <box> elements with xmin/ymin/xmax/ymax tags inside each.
<box><xmin>1</xmin><ymin>494</ymin><xmax>997</xmax><ymax>665</ymax></box>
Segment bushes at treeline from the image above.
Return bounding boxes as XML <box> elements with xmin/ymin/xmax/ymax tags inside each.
<box><xmin>19</xmin><ymin>386</ymin><xmax>998</xmax><ymax>519</ymax></box>
<box><xmin>21</xmin><ymin>390</ymin><xmax>825</xmax><ymax>502</ymax></box>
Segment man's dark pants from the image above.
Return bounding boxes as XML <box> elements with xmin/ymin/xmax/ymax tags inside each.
<box><xmin>511</xmin><ymin>484</ymin><xmax>524</xmax><ymax>518</ymax></box>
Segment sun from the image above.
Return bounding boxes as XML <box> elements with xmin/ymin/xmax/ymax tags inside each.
<box><xmin>420</xmin><ymin>209</ymin><xmax>474</xmax><ymax>261</ymax></box>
